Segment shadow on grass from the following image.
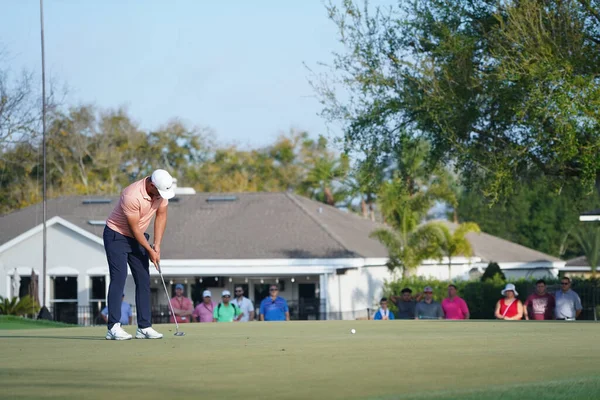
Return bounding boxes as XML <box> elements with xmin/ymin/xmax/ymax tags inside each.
<box><xmin>0</xmin><ymin>335</ymin><xmax>105</xmax><ymax>341</ymax></box>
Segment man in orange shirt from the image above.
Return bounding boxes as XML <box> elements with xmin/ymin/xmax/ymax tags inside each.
<box><xmin>103</xmin><ymin>169</ymin><xmax>174</xmax><ymax>340</ymax></box>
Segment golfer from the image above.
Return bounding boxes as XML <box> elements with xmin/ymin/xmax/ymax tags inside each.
<box><xmin>103</xmin><ymin>169</ymin><xmax>175</xmax><ymax>340</ymax></box>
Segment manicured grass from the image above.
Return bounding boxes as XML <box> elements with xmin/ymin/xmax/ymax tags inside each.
<box><xmin>0</xmin><ymin>315</ymin><xmax>75</xmax><ymax>330</ymax></box>
<box><xmin>1</xmin><ymin>320</ymin><xmax>599</xmax><ymax>399</ymax></box>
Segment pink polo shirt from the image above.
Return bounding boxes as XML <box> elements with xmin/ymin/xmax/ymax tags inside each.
<box><xmin>106</xmin><ymin>177</ymin><xmax>168</xmax><ymax>238</ymax></box>
<box><xmin>441</xmin><ymin>297</ymin><xmax>469</xmax><ymax>319</ymax></box>
<box><xmin>169</xmin><ymin>296</ymin><xmax>194</xmax><ymax>323</ymax></box>
<box><xmin>193</xmin><ymin>301</ymin><xmax>217</xmax><ymax>323</ymax></box>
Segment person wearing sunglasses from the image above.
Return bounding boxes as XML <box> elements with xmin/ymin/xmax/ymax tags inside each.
<box><xmin>213</xmin><ymin>290</ymin><xmax>243</xmax><ymax>322</ymax></box>
<box><xmin>231</xmin><ymin>286</ymin><xmax>255</xmax><ymax>322</ymax></box>
<box><xmin>555</xmin><ymin>277</ymin><xmax>582</xmax><ymax>320</ymax></box>
<box><xmin>259</xmin><ymin>285</ymin><xmax>290</xmax><ymax>321</ymax></box>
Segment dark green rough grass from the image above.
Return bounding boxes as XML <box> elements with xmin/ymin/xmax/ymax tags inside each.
<box><xmin>0</xmin><ymin>320</ymin><xmax>599</xmax><ymax>400</ymax></box>
<box><xmin>0</xmin><ymin>315</ymin><xmax>74</xmax><ymax>329</ymax></box>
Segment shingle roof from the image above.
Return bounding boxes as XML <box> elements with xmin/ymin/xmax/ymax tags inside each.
<box><xmin>0</xmin><ymin>192</ymin><xmax>388</xmax><ymax>259</ymax></box>
<box><xmin>565</xmin><ymin>256</ymin><xmax>588</xmax><ymax>267</ymax></box>
<box><xmin>0</xmin><ymin>194</ymin><xmax>562</xmax><ymax>263</ymax></box>
<box><xmin>430</xmin><ymin>220</ymin><xmax>562</xmax><ymax>263</ymax></box>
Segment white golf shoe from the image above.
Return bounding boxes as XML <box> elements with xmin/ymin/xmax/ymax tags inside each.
<box><xmin>135</xmin><ymin>326</ymin><xmax>163</xmax><ymax>339</ymax></box>
<box><xmin>105</xmin><ymin>323</ymin><xmax>132</xmax><ymax>340</ymax></box>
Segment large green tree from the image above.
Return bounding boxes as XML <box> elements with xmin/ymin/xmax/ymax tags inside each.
<box><xmin>317</xmin><ymin>0</ymin><xmax>600</xmax><ymax>202</ymax></box>
<box><xmin>457</xmin><ymin>180</ymin><xmax>600</xmax><ymax>258</ymax></box>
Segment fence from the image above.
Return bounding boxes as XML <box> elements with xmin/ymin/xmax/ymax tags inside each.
<box><xmin>47</xmin><ymin>298</ymin><xmax>344</xmax><ymax>326</ymax></box>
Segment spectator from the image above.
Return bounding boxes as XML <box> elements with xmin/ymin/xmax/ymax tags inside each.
<box><xmin>231</xmin><ymin>286</ymin><xmax>255</xmax><ymax>322</ymax></box>
<box><xmin>495</xmin><ymin>283</ymin><xmax>523</xmax><ymax>320</ymax></box>
<box><xmin>524</xmin><ymin>279</ymin><xmax>555</xmax><ymax>320</ymax></box>
<box><xmin>555</xmin><ymin>277</ymin><xmax>582</xmax><ymax>320</ymax></box>
<box><xmin>192</xmin><ymin>290</ymin><xmax>216</xmax><ymax>323</ymax></box>
<box><xmin>101</xmin><ymin>294</ymin><xmax>132</xmax><ymax>325</ymax></box>
<box><xmin>169</xmin><ymin>284</ymin><xmax>193</xmax><ymax>323</ymax></box>
<box><xmin>415</xmin><ymin>286</ymin><xmax>444</xmax><ymax>320</ymax></box>
<box><xmin>373</xmin><ymin>297</ymin><xmax>395</xmax><ymax>320</ymax></box>
<box><xmin>213</xmin><ymin>290</ymin><xmax>243</xmax><ymax>322</ymax></box>
<box><xmin>441</xmin><ymin>285</ymin><xmax>470</xmax><ymax>320</ymax></box>
<box><xmin>259</xmin><ymin>284</ymin><xmax>290</xmax><ymax>321</ymax></box>
<box><xmin>389</xmin><ymin>288</ymin><xmax>419</xmax><ymax>319</ymax></box>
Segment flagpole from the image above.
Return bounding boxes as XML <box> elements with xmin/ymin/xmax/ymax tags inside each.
<box><xmin>39</xmin><ymin>0</ymin><xmax>48</xmax><ymax>312</ymax></box>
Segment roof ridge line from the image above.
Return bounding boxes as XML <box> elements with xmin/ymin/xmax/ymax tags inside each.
<box><xmin>285</xmin><ymin>193</ymin><xmax>360</xmax><ymax>258</ymax></box>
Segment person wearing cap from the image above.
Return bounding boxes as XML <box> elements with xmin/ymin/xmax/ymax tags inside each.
<box><xmin>169</xmin><ymin>284</ymin><xmax>194</xmax><ymax>324</ymax></box>
<box><xmin>192</xmin><ymin>290</ymin><xmax>217</xmax><ymax>323</ymax></box>
<box><xmin>554</xmin><ymin>277</ymin><xmax>582</xmax><ymax>320</ymax></box>
<box><xmin>103</xmin><ymin>169</ymin><xmax>175</xmax><ymax>340</ymax></box>
<box><xmin>101</xmin><ymin>294</ymin><xmax>132</xmax><ymax>325</ymax></box>
<box><xmin>415</xmin><ymin>287</ymin><xmax>444</xmax><ymax>320</ymax></box>
<box><xmin>373</xmin><ymin>297</ymin><xmax>395</xmax><ymax>320</ymax></box>
<box><xmin>441</xmin><ymin>284</ymin><xmax>470</xmax><ymax>320</ymax></box>
<box><xmin>495</xmin><ymin>283</ymin><xmax>524</xmax><ymax>320</ymax></box>
<box><xmin>259</xmin><ymin>284</ymin><xmax>290</xmax><ymax>321</ymax></box>
<box><xmin>231</xmin><ymin>286</ymin><xmax>255</xmax><ymax>322</ymax></box>
<box><xmin>213</xmin><ymin>290</ymin><xmax>243</xmax><ymax>322</ymax></box>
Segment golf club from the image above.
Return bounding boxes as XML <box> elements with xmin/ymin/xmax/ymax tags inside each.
<box><xmin>152</xmin><ymin>246</ymin><xmax>185</xmax><ymax>336</ymax></box>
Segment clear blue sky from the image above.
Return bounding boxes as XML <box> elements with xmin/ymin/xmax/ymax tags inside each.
<box><xmin>1</xmin><ymin>0</ymin><xmax>351</xmax><ymax>148</ymax></box>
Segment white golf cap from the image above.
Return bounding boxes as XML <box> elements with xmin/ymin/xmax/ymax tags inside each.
<box><xmin>150</xmin><ymin>169</ymin><xmax>175</xmax><ymax>200</ymax></box>
<box><xmin>501</xmin><ymin>283</ymin><xmax>518</xmax><ymax>296</ymax></box>
<box><xmin>222</xmin><ymin>290</ymin><xmax>231</xmax><ymax>297</ymax></box>
<box><xmin>202</xmin><ymin>290</ymin><xmax>212</xmax><ymax>298</ymax></box>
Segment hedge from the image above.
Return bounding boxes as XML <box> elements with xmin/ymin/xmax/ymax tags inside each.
<box><xmin>383</xmin><ymin>276</ymin><xmax>600</xmax><ymax>320</ymax></box>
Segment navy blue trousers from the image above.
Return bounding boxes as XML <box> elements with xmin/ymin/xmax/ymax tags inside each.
<box><xmin>103</xmin><ymin>226</ymin><xmax>152</xmax><ymax>329</ymax></box>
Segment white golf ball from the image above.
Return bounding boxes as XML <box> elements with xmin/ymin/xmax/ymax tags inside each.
<box><xmin>350</xmin><ymin>329</ymin><xmax>356</xmax><ymax>334</ymax></box>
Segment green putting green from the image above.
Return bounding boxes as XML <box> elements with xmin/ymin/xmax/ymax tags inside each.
<box><xmin>0</xmin><ymin>315</ymin><xmax>74</xmax><ymax>330</ymax></box>
<box><xmin>0</xmin><ymin>320</ymin><xmax>599</xmax><ymax>400</ymax></box>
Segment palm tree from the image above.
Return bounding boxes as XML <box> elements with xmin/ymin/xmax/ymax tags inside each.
<box><xmin>429</xmin><ymin>222</ymin><xmax>481</xmax><ymax>281</ymax></box>
<box><xmin>0</xmin><ymin>295</ymin><xmax>40</xmax><ymax>317</ymax></box>
<box><xmin>370</xmin><ymin>223</ymin><xmax>441</xmax><ymax>277</ymax></box>
<box><xmin>371</xmin><ymin>178</ymin><xmax>443</xmax><ymax>276</ymax></box>
<box><xmin>567</xmin><ymin>225</ymin><xmax>600</xmax><ymax>279</ymax></box>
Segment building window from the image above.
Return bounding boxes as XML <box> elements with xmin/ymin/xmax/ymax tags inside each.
<box><xmin>51</xmin><ymin>276</ymin><xmax>78</xmax><ymax>324</ymax></box>
<box><xmin>90</xmin><ymin>276</ymin><xmax>106</xmax><ymax>324</ymax></box>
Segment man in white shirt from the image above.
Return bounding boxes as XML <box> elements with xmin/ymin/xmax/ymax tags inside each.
<box><xmin>231</xmin><ymin>286</ymin><xmax>255</xmax><ymax>322</ymax></box>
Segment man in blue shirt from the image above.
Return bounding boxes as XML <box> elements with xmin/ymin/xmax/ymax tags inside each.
<box><xmin>259</xmin><ymin>285</ymin><xmax>290</xmax><ymax>321</ymax></box>
<box><xmin>101</xmin><ymin>294</ymin><xmax>133</xmax><ymax>325</ymax></box>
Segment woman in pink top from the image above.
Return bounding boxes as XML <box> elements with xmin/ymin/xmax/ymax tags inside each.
<box><xmin>441</xmin><ymin>285</ymin><xmax>470</xmax><ymax>319</ymax></box>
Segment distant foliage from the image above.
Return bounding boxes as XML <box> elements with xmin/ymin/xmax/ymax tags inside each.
<box><xmin>481</xmin><ymin>262</ymin><xmax>506</xmax><ymax>282</ymax></box>
<box><xmin>384</xmin><ymin>276</ymin><xmax>564</xmax><ymax>319</ymax></box>
<box><xmin>0</xmin><ymin>295</ymin><xmax>40</xmax><ymax>317</ymax></box>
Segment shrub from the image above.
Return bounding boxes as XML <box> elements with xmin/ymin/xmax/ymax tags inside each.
<box><xmin>480</xmin><ymin>262</ymin><xmax>506</xmax><ymax>282</ymax></box>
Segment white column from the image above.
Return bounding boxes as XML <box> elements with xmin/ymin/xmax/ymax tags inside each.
<box><xmin>105</xmin><ymin>274</ymin><xmax>110</xmax><ymax>300</ymax></box>
<box><xmin>45</xmin><ymin>275</ymin><xmax>51</xmax><ymax>307</ymax></box>
<box><xmin>319</xmin><ymin>273</ymin><xmax>328</xmax><ymax>319</ymax></box>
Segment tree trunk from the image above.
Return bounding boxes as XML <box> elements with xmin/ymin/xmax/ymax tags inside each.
<box><xmin>324</xmin><ymin>187</ymin><xmax>335</xmax><ymax>206</ymax></box>
<box><xmin>448</xmin><ymin>261</ymin><xmax>452</xmax><ymax>282</ymax></box>
<box><xmin>361</xmin><ymin>198</ymin><xmax>368</xmax><ymax>218</ymax></box>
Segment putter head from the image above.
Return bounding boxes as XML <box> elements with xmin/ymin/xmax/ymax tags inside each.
<box><xmin>174</xmin><ymin>332</ymin><xmax>185</xmax><ymax>336</ymax></box>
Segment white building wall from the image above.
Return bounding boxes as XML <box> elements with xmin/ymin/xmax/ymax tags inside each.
<box><xmin>0</xmin><ymin>224</ymin><xmax>106</xmax><ymax>305</ymax></box>
<box><xmin>326</xmin><ymin>266</ymin><xmax>397</xmax><ymax>317</ymax></box>
<box><xmin>415</xmin><ymin>263</ymin><xmax>475</xmax><ymax>281</ymax></box>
